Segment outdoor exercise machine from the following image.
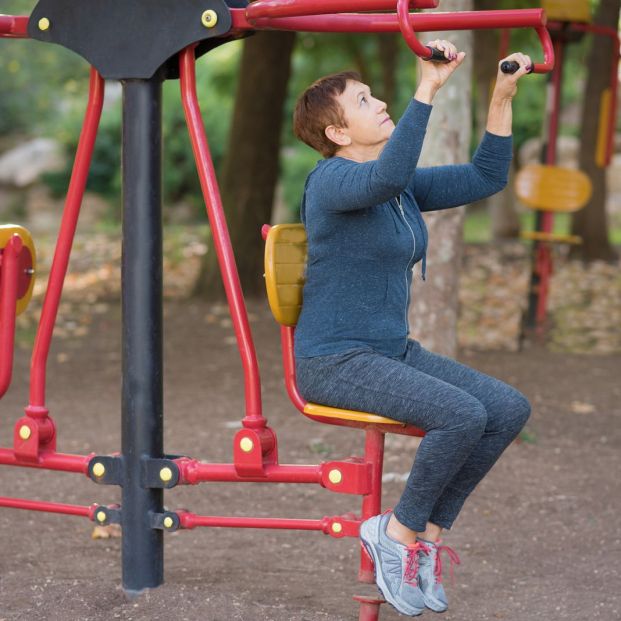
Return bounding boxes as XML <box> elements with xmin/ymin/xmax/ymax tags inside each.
<box><xmin>0</xmin><ymin>2</ymin><xmax>553</xmax><ymax>619</ymax></box>
<box><xmin>510</xmin><ymin>0</ymin><xmax>620</xmax><ymax>331</ymax></box>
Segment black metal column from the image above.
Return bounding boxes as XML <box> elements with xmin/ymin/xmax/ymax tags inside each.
<box><xmin>121</xmin><ymin>76</ymin><xmax>164</xmax><ymax>594</ymax></box>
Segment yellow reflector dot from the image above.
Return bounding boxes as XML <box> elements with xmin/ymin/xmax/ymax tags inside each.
<box><xmin>163</xmin><ymin>516</ymin><xmax>174</xmax><ymax>529</ymax></box>
<box><xmin>18</xmin><ymin>425</ymin><xmax>31</xmax><ymax>440</ymax></box>
<box><xmin>159</xmin><ymin>467</ymin><xmax>173</xmax><ymax>482</ymax></box>
<box><xmin>38</xmin><ymin>17</ymin><xmax>50</xmax><ymax>31</ymax></box>
<box><xmin>96</xmin><ymin>511</ymin><xmax>107</xmax><ymax>523</ymax></box>
<box><xmin>201</xmin><ymin>10</ymin><xmax>218</xmax><ymax>28</ymax></box>
<box><xmin>332</xmin><ymin>522</ymin><xmax>343</xmax><ymax>534</ymax></box>
<box><xmin>92</xmin><ymin>462</ymin><xmax>106</xmax><ymax>478</ymax></box>
<box><xmin>328</xmin><ymin>469</ymin><xmax>342</xmax><ymax>484</ymax></box>
<box><xmin>240</xmin><ymin>437</ymin><xmax>254</xmax><ymax>453</ymax></box>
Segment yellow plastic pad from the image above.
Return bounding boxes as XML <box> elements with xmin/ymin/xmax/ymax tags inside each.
<box><xmin>0</xmin><ymin>224</ymin><xmax>36</xmax><ymax>316</ymax></box>
<box><xmin>543</xmin><ymin>0</ymin><xmax>591</xmax><ymax>23</ymax></box>
<box><xmin>515</xmin><ymin>164</ymin><xmax>592</xmax><ymax>213</ymax></box>
<box><xmin>304</xmin><ymin>402</ymin><xmax>405</xmax><ymax>427</ymax></box>
<box><xmin>596</xmin><ymin>88</ymin><xmax>611</xmax><ymax>168</ymax></box>
<box><xmin>264</xmin><ymin>223</ymin><xmax>307</xmax><ymax>326</ymax></box>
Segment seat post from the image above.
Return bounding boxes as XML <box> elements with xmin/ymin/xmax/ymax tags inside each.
<box><xmin>359</xmin><ymin>428</ymin><xmax>385</xmax><ymax>583</ymax></box>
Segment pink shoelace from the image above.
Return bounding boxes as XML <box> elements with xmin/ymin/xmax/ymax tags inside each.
<box><xmin>418</xmin><ymin>540</ymin><xmax>461</xmax><ymax>584</ymax></box>
<box><xmin>403</xmin><ymin>541</ymin><xmax>427</xmax><ymax>585</ymax></box>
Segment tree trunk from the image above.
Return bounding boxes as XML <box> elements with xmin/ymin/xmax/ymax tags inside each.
<box><xmin>377</xmin><ymin>34</ymin><xmax>400</xmax><ymax>110</ymax></box>
<box><xmin>194</xmin><ymin>31</ymin><xmax>296</xmax><ymax>299</ymax></box>
<box><xmin>407</xmin><ymin>0</ymin><xmax>473</xmax><ymax>357</ymax></box>
<box><xmin>570</xmin><ymin>0</ymin><xmax>619</xmax><ymax>261</ymax></box>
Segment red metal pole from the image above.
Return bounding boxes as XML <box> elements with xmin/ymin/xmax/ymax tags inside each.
<box><xmin>177</xmin><ymin>460</ymin><xmax>322</xmax><ymax>485</ymax></box>
<box><xmin>28</xmin><ymin>69</ymin><xmax>104</xmax><ymax>409</ymax></box>
<box><xmin>0</xmin><ymin>448</ymin><xmax>93</xmax><ymax>473</ymax></box>
<box><xmin>0</xmin><ymin>235</ymin><xmax>21</xmax><ymax>397</ymax></box>
<box><xmin>246</xmin><ymin>0</ymin><xmax>438</xmax><ymax>20</ymax></box>
<box><xmin>0</xmin><ymin>15</ymin><xmax>29</xmax><ymax>38</ymax></box>
<box><xmin>178</xmin><ymin>512</ymin><xmax>333</xmax><ymax>532</ymax></box>
<box><xmin>179</xmin><ymin>46</ymin><xmax>264</xmax><ymax>427</ymax></box>
<box><xmin>0</xmin><ymin>496</ymin><xmax>96</xmax><ymax>518</ymax></box>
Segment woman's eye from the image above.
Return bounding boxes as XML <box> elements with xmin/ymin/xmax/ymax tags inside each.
<box><xmin>360</xmin><ymin>96</ymin><xmax>367</xmax><ymax>104</ymax></box>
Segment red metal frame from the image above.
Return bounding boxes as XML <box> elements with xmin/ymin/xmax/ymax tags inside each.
<box><xmin>1</xmin><ymin>6</ymin><xmax>556</xmax><ymax>619</ymax></box>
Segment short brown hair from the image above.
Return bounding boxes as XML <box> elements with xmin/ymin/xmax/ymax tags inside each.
<box><xmin>293</xmin><ymin>71</ymin><xmax>361</xmax><ymax>158</ymax></box>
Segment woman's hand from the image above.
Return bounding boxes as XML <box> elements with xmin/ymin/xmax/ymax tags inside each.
<box><xmin>414</xmin><ymin>39</ymin><xmax>466</xmax><ymax>104</ymax></box>
<box><xmin>493</xmin><ymin>52</ymin><xmax>532</xmax><ymax>101</ymax></box>
<box><xmin>486</xmin><ymin>52</ymin><xmax>532</xmax><ymax>136</ymax></box>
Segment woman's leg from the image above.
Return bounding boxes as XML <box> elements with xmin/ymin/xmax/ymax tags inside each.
<box><xmin>400</xmin><ymin>340</ymin><xmax>532</xmax><ymax>530</ymax></box>
<box><xmin>296</xmin><ymin>348</ymin><xmax>489</xmax><ymax>533</ymax></box>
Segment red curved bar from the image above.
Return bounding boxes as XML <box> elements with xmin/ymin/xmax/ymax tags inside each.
<box><xmin>28</xmin><ymin>69</ymin><xmax>104</xmax><ymax>409</ymax></box>
<box><xmin>0</xmin><ymin>448</ymin><xmax>93</xmax><ymax>474</ymax></box>
<box><xmin>0</xmin><ymin>496</ymin><xmax>96</xmax><ymax>518</ymax></box>
<box><xmin>397</xmin><ymin>0</ymin><xmax>431</xmax><ymax>58</ymax></box>
<box><xmin>0</xmin><ymin>236</ymin><xmax>21</xmax><ymax>398</ymax></box>
<box><xmin>179</xmin><ymin>47</ymin><xmax>264</xmax><ymax>427</ymax></box>
<box><xmin>247</xmin><ymin>0</ymin><xmax>438</xmax><ymax>21</ymax></box>
<box><xmin>0</xmin><ymin>14</ymin><xmax>29</xmax><ymax>38</ymax></box>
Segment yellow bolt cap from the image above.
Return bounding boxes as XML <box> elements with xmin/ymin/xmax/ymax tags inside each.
<box><xmin>19</xmin><ymin>425</ymin><xmax>31</xmax><ymax>440</ymax></box>
<box><xmin>38</xmin><ymin>17</ymin><xmax>50</xmax><ymax>31</ymax></box>
<box><xmin>201</xmin><ymin>10</ymin><xmax>218</xmax><ymax>28</ymax></box>
<box><xmin>163</xmin><ymin>516</ymin><xmax>174</xmax><ymax>529</ymax></box>
<box><xmin>92</xmin><ymin>462</ymin><xmax>106</xmax><ymax>478</ymax></box>
<box><xmin>240</xmin><ymin>437</ymin><xmax>254</xmax><ymax>453</ymax></box>
<box><xmin>328</xmin><ymin>469</ymin><xmax>342</xmax><ymax>484</ymax></box>
<box><xmin>96</xmin><ymin>511</ymin><xmax>107</xmax><ymax>523</ymax></box>
<box><xmin>159</xmin><ymin>467</ymin><xmax>173</xmax><ymax>482</ymax></box>
<box><xmin>332</xmin><ymin>522</ymin><xmax>343</xmax><ymax>534</ymax></box>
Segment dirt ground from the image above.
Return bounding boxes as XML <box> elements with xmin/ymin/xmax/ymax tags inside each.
<box><xmin>1</xmin><ymin>298</ymin><xmax>620</xmax><ymax>621</ymax></box>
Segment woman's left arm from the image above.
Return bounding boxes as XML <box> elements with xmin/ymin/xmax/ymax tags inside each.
<box><xmin>410</xmin><ymin>52</ymin><xmax>531</xmax><ymax>212</ymax></box>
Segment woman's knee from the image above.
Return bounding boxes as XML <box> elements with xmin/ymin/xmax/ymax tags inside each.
<box><xmin>489</xmin><ymin>387</ymin><xmax>531</xmax><ymax>435</ymax></box>
<box><xmin>444</xmin><ymin>397</ymin><xmax>488</xmax><ymax>437</ymax></box>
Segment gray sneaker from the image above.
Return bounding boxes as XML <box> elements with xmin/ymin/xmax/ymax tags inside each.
<box><xmin>359</xmin><ymin>511</ymin><xmax>425</xmax><ymax>616</ymax></box>
<box><xmin>416</xmin><ymin>538</ymin><xmax>461</xmax><ymax>613</ymax></box>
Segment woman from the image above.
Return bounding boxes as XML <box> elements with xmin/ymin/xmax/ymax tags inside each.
<box><xmin>292</xmin><ymin>41</ymin><xmax>532</xmax><ymax>617</ymax></box>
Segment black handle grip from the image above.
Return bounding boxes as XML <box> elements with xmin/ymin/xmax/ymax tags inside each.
<box><xmin>424</xmin><ymin>46</ymin><xmax>451</xmax><ymax>64</ymax></box>
<box><xmin>500</xmin><ymin>60</ymin><xmax>534</xmax><ymax>75</ymax></box>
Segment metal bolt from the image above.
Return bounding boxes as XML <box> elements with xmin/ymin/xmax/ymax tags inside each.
<box><xmin>201</xmin><ymin>10</ymin><xmax>218</xmax><ymax>28</ymax></box>
<box><xmin>18</xmin><ymin>425</ymin><xmax>31</xmax><ymax>440</ymax></box>
<box><xmin>332</xmin><ymin>522</ymin><xmax>343</xmax><ymax>534</ymax></box>
<box><xmin>159</xmin><ymin>467</ymin><xmax>173</xmax><ymax>482</ymax></box>
<box><xmin>163</xmin><ymin>516</ymin><xmax>174</xmax><ymax>529</ymax></box>
<box><xmin>239</xmin><ymin>437</ymin><xmax>254</xmax><ymax>453</ymax></box>
<box><xmin>328</xmin><ymin>469</ymin><xmax>342</xmax><ymax>484</ymax></box>
<box><xmin>92</xmin><ymin>462</ymin><xmax>106</xmax><ymax>478</ymax></box>
<box><xmin>96</xmin><ymin>511</ymin><xmax>107</xmax><ymax>523</ymax></box>
<box><xmin>38</xmin><ymin>17</ymin><xmax>50</xmax><ymax>31</ymax></box>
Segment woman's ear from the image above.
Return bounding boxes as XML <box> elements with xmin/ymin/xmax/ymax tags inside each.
<box><xmin>325</xmin><ymin>125</ymin><xmax>351</xmax><ymax>148</ymax></box>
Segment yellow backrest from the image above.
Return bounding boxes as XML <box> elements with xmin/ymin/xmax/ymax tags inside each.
<box><xmin>264</xmin><ymin>223</ymin><xmax>307</xmax><ymax>327</ymax></box>
<box><xmin>0</xmin><ymin>224</ymin><xmax>36</xmax><ymax>316</ymax></box>
<box><xmin>543</xmin><ymin>0</ymin><xmax>591</xmax><ymax>23</ymax></box>
<box><xmin>515</xmin><ymin>164</ymin><xmax>592</xmax><ymax>213</ymax></box>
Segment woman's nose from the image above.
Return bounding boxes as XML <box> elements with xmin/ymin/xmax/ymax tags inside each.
<box><xmin>375</xmin><ymin>98</ymin><xmax>387</xmax><ymax>113</ymax></box>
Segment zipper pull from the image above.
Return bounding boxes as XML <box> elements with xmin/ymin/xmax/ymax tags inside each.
<box><xmin>397</xmin><ymin>196</ymin><xmax>405</xmax><ymax>217</ymax></box>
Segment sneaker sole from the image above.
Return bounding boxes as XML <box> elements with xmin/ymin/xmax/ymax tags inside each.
<box><xmin>359</xmin><ymin>520</ymin><xmax>422</xmax><ymax>617</ymax></box>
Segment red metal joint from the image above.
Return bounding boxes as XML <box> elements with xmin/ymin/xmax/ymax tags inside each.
<box><xmin>321</xmin><ymin>458</ymin><xmax>372</xmax><ymax>495</ymax></box>
<box><xmin>233</xmin><ymin>426</ymin><xmax>278</xmax><ymax>477</ymax></box>
<box><xmin>13</xmin><ymin>406</ymin><xmax>56</xmax><ymax>461</ymax></box>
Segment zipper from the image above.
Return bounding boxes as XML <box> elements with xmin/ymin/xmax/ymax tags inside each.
<box><xmin>396</xmin><ymin>195</ymin><xmax>416</xmax><ymax>334</ymax></box>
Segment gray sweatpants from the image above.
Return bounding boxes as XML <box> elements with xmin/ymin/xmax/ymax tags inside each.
<box><xmin>296</xmin><ymin>340</ymin><xmax>531</xmax><ymax>532</ymax></box>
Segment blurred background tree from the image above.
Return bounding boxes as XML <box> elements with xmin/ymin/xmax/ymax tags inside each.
<box><xmin>1</xmin><ymin>0</ymin><xmax>618</xmax><ymax>299</ymax></box>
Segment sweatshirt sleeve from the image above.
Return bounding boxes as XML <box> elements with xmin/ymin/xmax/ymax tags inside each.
<box><xmin>310</xmin><ymin>99</ymin><xmax>432</xmax><ymax>213</ymax></box>
<box><xmin>408</xmin><ymin>131</ymin><xmax>513</xmax><ymax>212</ymax></box>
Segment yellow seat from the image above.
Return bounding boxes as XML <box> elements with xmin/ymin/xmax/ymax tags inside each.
<box><xmin>264</xmin><ymin>223</ymin><xmax>408</xmax><ymax>430</ymax></box>
<box><xmin>515</xmin><ymin>164</ymin><xmax>592</xmax><ymax>245</ymax></box>
<box><xmin>0</xmin><ymin>224</ymin><xmax>36</xmax><ymax>315</ymax></box>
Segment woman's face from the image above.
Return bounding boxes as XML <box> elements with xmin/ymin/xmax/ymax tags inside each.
<box><xmin>331</xmin><ymin>80</ymin><xmax>394</xmax><ymax>151</ymax></box>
